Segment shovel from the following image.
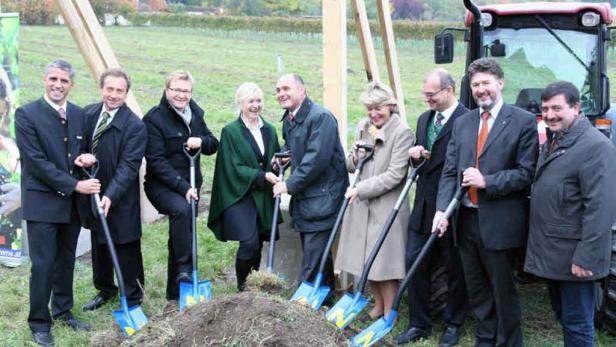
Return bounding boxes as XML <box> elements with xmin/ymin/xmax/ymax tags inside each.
<box><xmin>326</xmin><ymin>158</ymin><xmax>426</xmax><ymax>330</ymax></box>
<box><xmin>351</xmin><ymin>185</ymin><xmax>468</xmax><ymax>347</ymax></box>
<box><xmin>291</xmin><ymin>144</ymin><xmax>375</xmax><ymax>309</ymax></box>
<box><xmin>82</xmin><ymin>164</ymin><xmax>148</xmax><ymax>336</ymax></box>
<box><xmin>266</xmin><ymin>151</ymin><xmax>291</xmax><ymax>274</ymax></box>
<box><xmin>179</xmin><ymin>145</ymin><xmax>212</xmax><ymax>310</ymax></box>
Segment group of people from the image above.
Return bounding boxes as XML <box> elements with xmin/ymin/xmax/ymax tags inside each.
<box><xmin>16</xmin><ymin>57</ymin><xmax>616</xmax><ymax>347</ymax></box>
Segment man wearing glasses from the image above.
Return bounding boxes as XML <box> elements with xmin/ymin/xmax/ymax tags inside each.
<box><xmin>143</xmin><ymin>71</ymin><xmax>218</xmax><ymax>306</ymax></box>
<box><xmin>395</xmin><ymin>69</ymin><xmax>469</xmax><ymax>346</ymax></box>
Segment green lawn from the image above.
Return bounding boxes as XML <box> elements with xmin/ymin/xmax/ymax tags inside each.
<box><xmin>1</xmin><ymin>25</ymin><xmax>615</xmax><ymax>346</ymax></box>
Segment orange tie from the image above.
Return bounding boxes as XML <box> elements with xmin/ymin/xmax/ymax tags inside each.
<box><xmin>469</xmin><ymin>111</ymin><xmax>490</xmax><ymax>204</ymax></box>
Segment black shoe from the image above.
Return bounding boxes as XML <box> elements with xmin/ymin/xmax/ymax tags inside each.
<box><xmin>32</xmin><ymin>331</ymin><xmax>54</xmax><ymax>346</ymax></box>
<box><xmin>176</xmin><ymin>272</ymin><xmax>191</xmax><ymax>283</ymax></box>
<box><xmin>439</xmin><ymin>326</ymin><xmax>461</xmax><ymax>347</ymax></box>
<box><xmin>82</xmin><ymin>293</ymin><xmax>114</xmax><ymax>311</ymax></box>
<box><xmin>54</xmin><ymin>313</ymin><xmax>91</xmax><ymax>332</ymax></box>
<box><xmin>393</xmin><ymin>326</ymin><xmax>431</xmax><ymax>345</ymax></box>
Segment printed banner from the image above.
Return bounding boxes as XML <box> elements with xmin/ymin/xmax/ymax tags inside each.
<box><xmin>0</xmin><ymin>13</ymin><xmax>22</xmax><ymax>267</ymax></box>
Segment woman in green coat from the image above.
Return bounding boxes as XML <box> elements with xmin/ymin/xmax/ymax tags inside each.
<box><xmin>208</xmin><ymin>82</ymin><xmax>280</xmax><ymax>291</ymax></box>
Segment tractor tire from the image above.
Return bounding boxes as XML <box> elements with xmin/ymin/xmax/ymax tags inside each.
<box><xmin>597</xmin><ymin>225</ymin><xmax>616</xmax><ymax>335</ymax></box>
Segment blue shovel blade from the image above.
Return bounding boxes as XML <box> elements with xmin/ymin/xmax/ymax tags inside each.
<box><xmin>290</xmin><ymin>281</ymin><xmax>331</xmax><ymax>310</ymax></box>
<box><xmin>113</xmin><ymin>305</ymin><xmax>148</xmax><ymax>336</ymax></box>
<box><xmin>351</xmin><ymin>311</ymin><xmax>397</xmax><ymax>347</ymax></box>
<box><xmin>179</xmin><ymin>280</ymin><xmax>212</xmax><ymax>310</ymax></box>
<box><xmin>325</xmin><ymin>292</ymin><xmax>369</xmax><ymax>330</ymax></box>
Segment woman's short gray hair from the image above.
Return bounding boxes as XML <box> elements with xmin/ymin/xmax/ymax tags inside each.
<box><xmin>359</xmin><ymin>82</ymin><xmax>398</xmax><ymax>112</ymax></box>
<box><xmin>235</xmin><ymin>82</ymin><xmax>264</xmax><ymax>109</ymax></box>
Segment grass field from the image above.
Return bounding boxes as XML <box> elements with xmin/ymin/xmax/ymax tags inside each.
<box><xmin>1</xmin><ymin>25</ymin><xmax>616</xmax><ymax>346</ymax></box>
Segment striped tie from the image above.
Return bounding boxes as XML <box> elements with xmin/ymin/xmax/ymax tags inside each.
<box><xmin>92</xmin><ymin>111</ymin><xmax>111</xmax><ymax>155</ymax></box>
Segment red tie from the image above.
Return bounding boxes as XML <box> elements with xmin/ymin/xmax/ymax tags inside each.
<box><xmin>469</xmin><ymin>111</ymin><xmax>490</xmax><ymax>204</ymax></box>
<box><xmin>58</xmin><ymin>107</ymin><xmax>66</xmax><ymax>121</ymax></box>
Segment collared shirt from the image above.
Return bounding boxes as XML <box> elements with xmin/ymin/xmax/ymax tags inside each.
<box><xmin>478</xmin><ymin>98</ymin><xmax>504</xmax><ymax>134</ymax></box>
<box><xmin>92</xmin><ymin>106</ymin><xmax>119</xmax><ymax>138</ymax></box>
<box><xmin>436</xmin><ymin>101</ymin><xmax>459</xmax><ymax>126</ymax></box>
<box><xmin>43</xmin><ymin>94</ymin><xmax>67</xmax><ymax>115</ymax></box>
<box><xmin>241</xmin><ymin>115</ymin><xmax>265</xmax><ymax>155</ymax></box>
<box><xmin>173</xmin><ymin>105</ymin><xmax>192</xmax><ymax>133</ymax></box>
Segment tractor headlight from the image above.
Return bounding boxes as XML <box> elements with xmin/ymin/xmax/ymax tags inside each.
<box><xmin>581</xmin><ymin>12</ymin><xmax>600</xmax><ymax>27</ymax></box>
<box><xmin>481</xmin><ymin>13</ymin><xmax>493</xmax><ymax>27</ymax></box>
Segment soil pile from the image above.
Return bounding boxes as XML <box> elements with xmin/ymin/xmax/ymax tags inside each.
<box><xmin>93</xmin><ymin>292</ymin><xmax>347</xmax><ymax>347</ymax></box>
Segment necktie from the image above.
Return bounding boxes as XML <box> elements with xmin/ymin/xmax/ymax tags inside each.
<box><xmin>469</xmin><ymin>111</ymin><xmax>490</xmax><ymax>204</ymax></box>
<box><xmin>435</xmin><ymin>112</ymin><xmax>444</xmax><ymax>128</ymax></box>
<box><xmin>58</xmin><ymin>107</ymin><xmax>66</xmax><ymax>121</ymax></box>
<box><xmin>92</xmin><ymin>112</ymin><xmax>111</xmax><ymax>155</ymax></box>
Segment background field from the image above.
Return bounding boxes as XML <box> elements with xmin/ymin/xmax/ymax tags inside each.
<box><xmin>0</xmin><ymin>25</ymin><xmax>615</xmax><ymax>346</ymax></box>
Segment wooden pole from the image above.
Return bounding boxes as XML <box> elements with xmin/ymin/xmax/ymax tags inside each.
<box><xmin>322</xmin><ymin>0</ymin><xmax>347</xmax><ymax>148</ymax></box>
<box><xmin>56</xmin><ymin>0</ymin><xmax>156</xmax><ymax>222</ymax></box>
<box><xmin>351</xmin><ymin>0</ymin><xmax>380</xmax><ymax>82</ymax></box>
<box><xmin>376</xmin><ymin>0</ymin><xmax>407</xmax><ymax>121</ymax></box>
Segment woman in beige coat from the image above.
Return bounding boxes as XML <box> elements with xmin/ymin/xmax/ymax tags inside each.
<box><xmin>335</xmin><ymin>82</ymin><xmax>414</xmax><ymax>320</ymax></box>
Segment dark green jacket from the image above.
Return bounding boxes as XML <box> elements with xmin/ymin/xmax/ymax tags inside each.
<box><xmin>207</xmin><ymin>117</ymin><xmax>280</xmax><ymax>241</ymax></box>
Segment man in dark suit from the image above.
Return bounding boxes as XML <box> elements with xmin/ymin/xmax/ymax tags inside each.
<box><xmin>394</xmin><ymin>69</ymin><xmax>469</xmax><ymax>346</ymax></box>
<box><xmin>434</xmin><ymin>58</ymin><xmax>538</xmax><ymax>347</ymax></box>
<box><xmin>15</xmin><ymin>60</ymin><xmax>101</xmax><ymax>346</ymax></box>
<box><xmin>76</xmin><ymin>68</ymin><xmax>147</xmax><ymax>312</ymax></box>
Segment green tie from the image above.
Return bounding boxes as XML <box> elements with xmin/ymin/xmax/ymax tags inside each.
<box><xmin>426</xmin><ymin>112</ymin><xmax>444</xmax><ymax>151</ymax></box>
<box><xmin>92</xmin><ymin>111</ymin><xmax>111</xmax><ymax>155</ymax></box>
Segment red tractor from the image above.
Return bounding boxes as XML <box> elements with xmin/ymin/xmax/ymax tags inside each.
<box><xmin>434</xmin><ymin>0</ymin><xmax>616</xmax><ymax>333</ymax></box>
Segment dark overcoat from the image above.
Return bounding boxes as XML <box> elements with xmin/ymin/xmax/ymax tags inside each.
<box><xmin>15</xmin><ymin>98</ymin><xmax>83</xmax><ymax>223</ymax></box>
<box><xmin>78</xmin><ymin>103</ymin><xmax>146</xmax><ymax>245</ymax></box>
<box><xmin>524</xmin><ymin>117</ymin><xmax>616</xmax><ymax>281</ymax></box>
<box><xmin>143</xmin><ymin>94</ymin><xmax>218</xmax><ymax>201</ymax></box>
<box><xmin>282</xmin><ymin>98</ymin><xmax>348</xmax><ymax>232</ymax></box>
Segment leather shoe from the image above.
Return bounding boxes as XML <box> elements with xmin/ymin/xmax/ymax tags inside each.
<box><xmin>439</xmin><ymin>326</ymin><xmax>461</xmax><ymax>347</ymax></box>
<box><xmin>82</xmin><ymin>293</ymin><xmax>114</xmax><ymax>311</ymax></box>
<box><xmin>55</xmin><ymin>313</ymin><xmax>91</xmax><ymax>332</ymax></box>
<box><xmin>32</xmin><ymin>331</ymin><xmax>54</xmax><ymax>346</ymax></box>
<box><xmin>177</xmin><ymin>272</ymin><xmax>191</xmax><ymax>283</ymax></box>
<box><xmin>393</xmin><ymin>326</ymin><xmax>430</xmax><ymax>345</ymax></box>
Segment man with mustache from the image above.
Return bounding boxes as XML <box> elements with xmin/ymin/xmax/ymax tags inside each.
<box><xmin>433</xmin><ymin>58</ymin><xmax>538</xmax><ymax>347</ymax></box>
<box><xmin>525</xmin><ymin>81</ymin><xmax>616</xmax><ymax>346</ymax></box>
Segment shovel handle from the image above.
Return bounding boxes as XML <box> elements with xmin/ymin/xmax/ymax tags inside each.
<box><xmin>81</xmin><ymin>161</ymin><xmax>99</xmax><ymax>179</ymax></box>
<box><xmin>183</xmin><ymin>143</ymin><xmax>202</xmax><ymax>160</ymax></box>
<box><xmin>267</xmin><ymin>153</ymin><xmax>290</xmax><ymax>272</ymax></box>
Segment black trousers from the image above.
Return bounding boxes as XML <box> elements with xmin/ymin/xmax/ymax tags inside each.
<box><xmin>27</xmin><ymin>216</ymin><xmax>81</xmax><ymax>333</ymax></box>
<box><xmin>457</xmin><ymin>206</ymin><xmax>522</xmax><ymax>347</ymax></box>
<box><xmin>150</xmin><ymin>189</ymin><xmax>196</xmax><ymax>300</ymax></box>
<box><xmin>406</xmin><ymin>223</ymin><xmax>469</xmax><ymax>330</ymax></box>
<box><xmin>298</xmin><ymin>230</ymin><xmax>333</xmax><ymax>288</ymax></box>
<box><xmin>90</xmin><ymin>236</ymin><xmax>144</xmax><ymax>306</ymax></box>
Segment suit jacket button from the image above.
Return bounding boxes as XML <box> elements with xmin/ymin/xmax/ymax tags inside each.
<box><xmin>61</xmin><ymin>121</ymin><xmax>66</xmax><ymax>125</ymax></box>
<box><xmin>67</xmin><ymin>153</ymin><xmax>71</xmax><ymax>157</ymax></box>
<box><xmin>64</xmin><ymin>137</ymin><xmax>68</xmax><ymax>142</ymax></box>
<box><xmin>178</xmin><ymin>132</ymin><xmax>183</xmax><ymax>136</ymax></box>
<box><xmin>176</xmin><ymin>176</ymin><xmax>181</xmax><ymax>180</ymax></box>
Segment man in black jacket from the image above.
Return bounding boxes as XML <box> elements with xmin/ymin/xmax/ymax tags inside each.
<box><xmin>16</xmin><ymin>60</ymin><xmax>100</xmax><ymax>346</ymax></box>
<box><xmin>395</xmin><ymin>69</ymin><xmax>469</xmax><ymax>346</ymax></box>
<box><xmin>76</xmin><ymin>68</ymin><xmax>147</xmax><ymax>312</ymax></box>
<box><xmin>272</xmin><ymin>73</ymin><xmax>348</xmax><ymax>289</ymax></box>
<box><xmin>143</xmin><ymin>71</ymin><xmax>218</xmax><ymax>303</ymax></box>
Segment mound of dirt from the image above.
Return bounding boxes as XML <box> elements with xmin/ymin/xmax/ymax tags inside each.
<box><xmin>96</xmin><ymin>292</ymin><xmax>348</xmax><ymax>347</ymax></box>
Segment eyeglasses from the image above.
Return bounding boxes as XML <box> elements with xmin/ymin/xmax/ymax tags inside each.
<box><xmin>422</xmin><ymin>87</ymin><xmax>447</xmax><ymax>99</ymax></box>
<box><xmin>167</xmin><ymin>87</ymin><xmax>192</xmax><ymax>95</ymax></box>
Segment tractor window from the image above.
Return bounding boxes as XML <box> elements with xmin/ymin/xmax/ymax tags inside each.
<box><xmin>483</xmin><ymin>28</ymin><xmax>600</xmax><ymax>116</ymax></box>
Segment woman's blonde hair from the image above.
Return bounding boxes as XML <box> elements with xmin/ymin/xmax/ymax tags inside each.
<box><xmin>359</xmin><ymin>81</ymin><xmax>399</xmax><ymax>114</ymax></box>
<box><xmin>235</xmin><ymin>82</ymin><xmax>264</xmax><ymax>111</ymax></box>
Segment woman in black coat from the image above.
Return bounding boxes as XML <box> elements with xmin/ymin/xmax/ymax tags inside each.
<box><xmin>143</xmin><ymin>71</ymin><xmax>218</xmax><ymax>302</ymax></box>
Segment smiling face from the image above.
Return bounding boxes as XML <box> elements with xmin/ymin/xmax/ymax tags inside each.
<box><xmin>100</xmin><ymin>75</ymin><xmax>128</xmax><ymax>111</ymax></box>
<box><xmin>165</xmin><ymin>78</ymin><xmax>193</xmax><ymax>111</ymax></box>
<box><xmin>366</xmin><ymin>104</ymin><xmax>392</xmax><ymax>128</ymax></box>
<box><xmin>470</xmin><ymin>72</ymin><xmax>504</xmax><ymax>110</ymax></box>
<box><xmin>275</xmin><ymin>75</ymin><xmax>305</xmax><ymax>111</ymax></box>
<box><xmin>44</xmin><ymin>67</ymin><xmax>73</xmax><ymax>105</ymax></box>
<box><xmin>541</xmin><ymin>94</ymin><xmax>579</xmax><ymax>133</ymax></box>
<box><xmin>240</xmin><ymin>94</ymin><xmax>263</xmax><ymax>120</ymax></box>
<box><xmin>423</xmin><ymin>75</ymin><xmax>453</xmax><ymax>112</ymax></box>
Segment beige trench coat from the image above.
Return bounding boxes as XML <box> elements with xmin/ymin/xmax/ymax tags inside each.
<box><xmin>334</xmin><ymin>114</ymin><xmax>414</xmax><ymax>281</ymax></box>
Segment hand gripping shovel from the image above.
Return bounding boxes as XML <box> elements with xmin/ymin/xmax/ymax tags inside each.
<box><xmin>179</xmin><ymin>145</ymin><xmax>212</xmax><ymax>310</ymax></box>
<box><xmin>326</xmin><ymin>158</ymin><xmax>426</xmax><ymax>330</ymax></box>
<box><xmin>351</xmin><ymin>185</ymin><xmax>468</xmax><ymax>347</ymax></box>
<box><xmin>267</xmin><ymin>151</ymin><xmax>291</xmax><ymax>274</ymax></box>
<box><xmin>82</xmin><ymin>164</ymin><xmax>148</xmax><ymax>336</ymax></box>
<box><xmin>291</xmin><ymin>144</ymin><xmax>375</xmax><ymax>309</ymax></box>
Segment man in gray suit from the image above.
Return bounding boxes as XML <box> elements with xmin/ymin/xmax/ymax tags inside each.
<box><xmin>434</xmin><ymin>58</ymin><xmax>538</xmax><ymax>347</ymax></box>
